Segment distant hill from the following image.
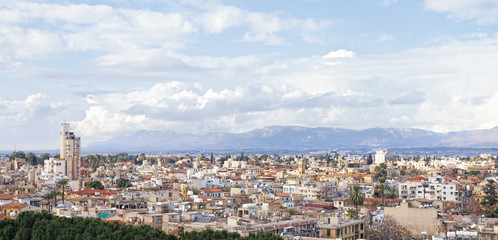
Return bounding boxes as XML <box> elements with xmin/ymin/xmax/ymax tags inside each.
<box><xmin>86</xmin><ymin>126</ymin><xmax>498</xmax><ymax>152</ymax></box>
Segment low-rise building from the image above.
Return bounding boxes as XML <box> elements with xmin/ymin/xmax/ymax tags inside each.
<box><xmin>318</xmin><ymin>216</ymin><xmax>366</xmax><ymax>239</ymax></box>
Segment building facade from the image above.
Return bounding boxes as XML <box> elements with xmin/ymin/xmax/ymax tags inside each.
<box><xmin>60</xmin><ymin>123</ymin><xmax>81</xmax><ymax>180</ymax></box>
<box><xmin>319</xmin><ymin>217</ymin><xmax>366</xmax><ymax>239</ymax></box>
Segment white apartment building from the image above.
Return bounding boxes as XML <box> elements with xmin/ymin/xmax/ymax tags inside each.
<box><xmin>41</xmin><ymin>157</ymin><xmax>66</xmax><ymax>180</ymax></box>
<box><xmin>282</xmin><ymin>184</ymin><xmax>334</xmax><ymax>200</ymax></box>
<box><xmin>223</xmin><ymin>158</ymin><xmax>247</xmax><ymax>169</ymax></box>
<box><xmin>375</xmin><ymin>149</ymin><xmax>386</xmax><ymax>164</ymax></box>
<box><xmin>375</xmin><ymin>149</ymin><xmax>397</xmax><ymax>164</ymax></box>
<box><xmin>398</xmin><ymin>176</ymin><xmax>459</xmax><ymax>202</ymax></box>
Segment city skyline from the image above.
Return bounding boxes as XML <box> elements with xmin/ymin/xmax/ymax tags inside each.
<box><xmin>1</xmin><ymin>0</ymin><xmax>498</xmax><ymax>150</ymax></box>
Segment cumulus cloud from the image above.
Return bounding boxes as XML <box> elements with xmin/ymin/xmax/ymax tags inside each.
<box><xmin>195</xmin><ymin>2</ymin><xmax>331</xmax><ymax>45</ymax></box>
<box><xmin>425</xmin><ymin>0</ymin><xmax>498</xmax><ymax>24</ymax></box>
<box><xmin>0</xmin><ymin>93</ymin><xmax>73</xmax><ymax>150</ymax></box>
<box><xmin>323</xmin><ymin>49</ymin><xmax>356</xmax><ymax>59</ymax></box>
<box><xmin>75</xmin><ymin>81</ymin><xmax>387</xmax><ymax>139</ymax></box>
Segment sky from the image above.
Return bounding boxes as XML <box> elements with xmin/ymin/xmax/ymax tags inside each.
<box><xmin>1</xmin><ymin>0</ymin><xmax>498</xmax><ymax>151</ymax></box>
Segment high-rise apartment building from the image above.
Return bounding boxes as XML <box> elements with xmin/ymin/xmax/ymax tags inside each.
<box><xmin>60</xmin><ymin>123</ymin><xmax>81</xmax><ymax>180</ymax></box>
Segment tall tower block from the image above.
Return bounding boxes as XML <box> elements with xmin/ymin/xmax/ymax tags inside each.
<box><xmin>60</xmin><ymin>123</ymin><xmax>81</xmax><ymax>180</ymax></box>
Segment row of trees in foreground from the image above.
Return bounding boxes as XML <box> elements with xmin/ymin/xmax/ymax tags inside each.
<box><xmin>0</xmin><ymin>211</ymin><xmax>282</xmax><ymax>240</ymax></box>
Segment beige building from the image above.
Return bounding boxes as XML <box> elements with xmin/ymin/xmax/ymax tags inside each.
<box><xmin>477</xmin><ymin>218</ymin><xmax>498</xmax><ymax>240</ymax></box>
<box><xmin>318</xmin><ymin>217</ymin><xmax>366</xmax><ymax>239</ymax></box>
<box><xmin>384</xmin><ymin>201</ymin><xmax>439</xmax><ymax>237</ymax></box>
<box><xmin>60</xmin><ymin>123</ymin><xmax>81</xmax><ymax>180</ymax></box>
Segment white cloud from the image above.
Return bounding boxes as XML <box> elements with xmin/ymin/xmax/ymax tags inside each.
<box><xmin>195</xmin><ymin>2</ymin><xmax>330</xmax><ymax>45</ymax></box>
<box><xmin>0</xmin><ymin>27</ymin><xmax>64</xmax><ymax>60</ymax></box>
<box><xmin>425</xmin><ymin>0</ymin><xmax>498</xmax><ymax>24</ymax></box>
<box><xmin>76</xmin><ymin>82</ymin><xmax>374</xmax><ymax>139</ymax></box>
<box><xmin>0</xmin><ymin>93</ymin><xmax>73</xmax><ymax>150</ymax></box>
<box><xmin>199</xmin><ymin>5</ymin><xmax>244</xmax><ymax>34</ymax></box>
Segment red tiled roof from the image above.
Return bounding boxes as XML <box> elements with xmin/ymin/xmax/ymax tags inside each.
<box><xmin>0</xmin><ymin>194</ymin><xmax>29</xmax><ymax>200</ymax></box>
<box><xmin>201</xmin><ymin>188</ymin><xmax>222</xmax><ymax>193</ymax></box>
<box><xmin>276</xmin><ymin>193</ymin><xmax>290</xmax><ymax>197</ymax></box>
<box><xmin>304</xmin><ymin>203</ymin><xmax>335</xmax><ymax>209</ymax></box>
<box><xmin>2</xmin><ymin>202</ymin><xmax>29</xmax><ymax>209</ymax></box>
<box><xmin>406</xmin><ymin>176</ymin><xmax>428</xmax><ymax>182</ymax></box>
<box><xmin>71</xmin><ymin>188</ymin><xmax>117</xmax><ymax>195</ymax></box>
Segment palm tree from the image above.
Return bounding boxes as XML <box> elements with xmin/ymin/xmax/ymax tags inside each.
<box><xmin>348</xmin><ymin>185</ymin><xmax>365</xmax><ymax>219</ymax></box>
<box><xmin>388</xmin><ymin>185</ymin><xmax>398</xmax><ymax>199</ymax></box>
<box><xmin>57</xmin><ymin>179</ymin><xmax>69</xmax><ymax>204</ymax></box>
<box><xmin>422</xmin><ymin>181</ymin><xmax>429</xmax><ymax>199</ymax></box>
<box><xmin>42</xmin><ymin>192</ymin><xmax>54</xmax><ymax>212</ymax></box>
<box><xmin>376</xmin><ymin>177</ymin><xmax>388</xmax><ymax>206</ymax></box>
<box><xmin>50</xmin><ymin>189</ymin><xmax>61</xmax><ymax>209</ymax></box>
<box><xmin>346</xmin><ymin>208</ymin><xmax>357</xmax><ymax>220</ymax></box>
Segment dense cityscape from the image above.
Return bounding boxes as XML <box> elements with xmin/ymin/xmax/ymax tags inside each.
<box><xmin>0</xmin><ymin>123</ymin><xmax>497</xmax><ymax>240</ymax></box>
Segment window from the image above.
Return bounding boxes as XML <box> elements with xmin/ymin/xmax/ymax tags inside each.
<box><xmin>336</xmin><ymin>229</ymin><xmax>340</xmax><ymax>236</ymax></box>
<box><xmin>361</xmin><ymin>223</ymin><xmax>364</xmax><ymax>230</ymax></box>
<box><xmin>327</xmin><ymin>229</ymin><xmax>330</xmax><ymax>236</ymax></box>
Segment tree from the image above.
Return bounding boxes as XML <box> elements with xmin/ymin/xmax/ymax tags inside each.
<box><xmin>375</xmin><ymin>163</ymin><xmax>387</xmax><ymax>179</ymax></box>
<box><xmin>40</xmin><ymin>153</ymin><xmax>51</xmax><ymax>160</ymax></box>
<box><xmin>375</xmin><ymin>177</ymin><xmax>388</xmax><ymax>206</ymax></box>
<box><xmin>57</xmin><ymin>179</ymin><xmax>69</xmax><ymax>204</ymax></box>
<box><xmin>26</xmin><ymin>152</ymin><xmax>39</xmax><ymax>165</ymax></box>
<box><xmin>387</xmin><ymin>185</ymin><xmax>398</xmax><ymax>199</ymax></box>
<box><xmin>0</xmin><ymin>211</ymin><xmax>178</xmax><ymax>240</ymax></box>
<box><xmin>9</xmin><ymin>151</ymin><xmax>26</xmax><ymax>160</ymax></box>
<box><xmin>468</xmin><ymin>170</ymin><xmax>481</xmax><ymax>176</ymax></box>
<box><xmin>50</xmin><ymin>190</ymin><xmax>61</xmax><ymax>208</ymax></box>
<box><xmin>367</xmin><ymin>215</ymin><xmax>411</xmax><ymax>240</ymax></box>
<box><xmin>346</xmin><ymin>208</ymin><xmax>357</xmax><ymax>220</ymax></box>
<box><xmin>463</xmin><ymin>198</ymin><xmax>484</xmax><ymax>216</ymax></box>
<box><xmin>482</xmin><ymin>179</ymin><xmax>497</xmax><ymax>206</ymax></box>
<box><xmin>42</xmin><ymin>193</ymin><xmax>54</xmax><ymax>212</ymax></box>
<box><xmin>348</xmin><ymin>185</ymin><xmax>364</xmax><ymax>219</ymax></box>
<box><xmin>366</xmin><ymin>154</ymin><xmax>373</xmax><ymax>165</ymax></box>
<box><xmin>86</xmin><ymin>180</ymin><xmax>105</xmax><ymax>190</ymax></box>
<box><xmin>422</xmin><ymin>181</ymin><xmax>429</xmax><ymax>199</ymax></box>
<box><xmin>116</xmin><ymin>178</ymin><xmax>132</xmax><ymax>188</ymax></box>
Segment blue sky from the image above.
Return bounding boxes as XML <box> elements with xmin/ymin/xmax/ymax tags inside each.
<box><xmin>1</xmin><ymin>0</ymin><xmax>498</xmax><ymax>150</ymax></box>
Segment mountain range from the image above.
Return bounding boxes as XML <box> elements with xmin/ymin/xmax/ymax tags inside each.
<box><xmin>86</xmin><ymin>126</ymin><xmax>498</xmax><ymax>152</ymax></box>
